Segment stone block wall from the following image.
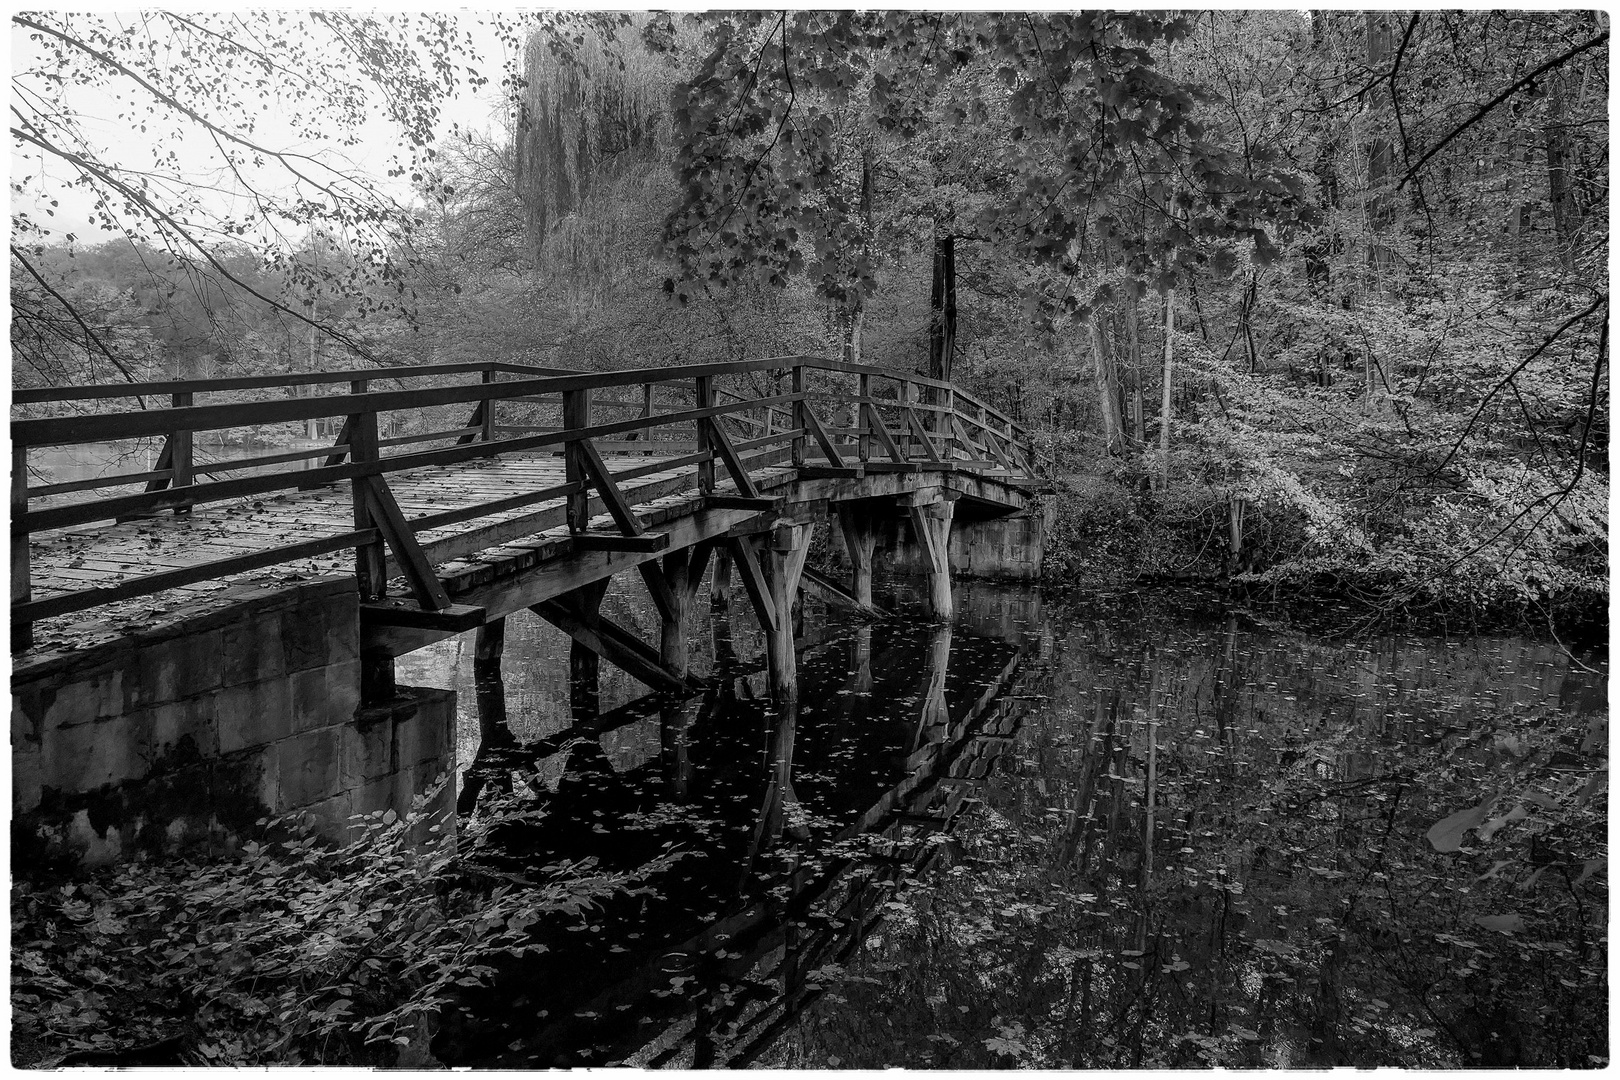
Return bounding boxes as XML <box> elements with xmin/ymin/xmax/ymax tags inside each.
<box><xmin>875</xmin><ymin>504</ymin><xmax>1050</xmax><ymax>582</ymax></box>
<box><xmin>12</xmin><ymin>579</ymin><xmax>455</xmax><ymax>867</ymax></box>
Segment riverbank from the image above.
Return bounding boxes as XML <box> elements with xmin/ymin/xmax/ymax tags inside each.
<box><xmin>1039</xmin><ymin>473</ymin><xmax>1608</xmax><ymax>648</ymax></box>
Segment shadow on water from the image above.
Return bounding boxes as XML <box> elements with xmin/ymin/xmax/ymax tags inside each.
<box><xmin>409</xmin><ymin>581</ymin><xmax>1605</xmax><ymax>1069</ymax></box>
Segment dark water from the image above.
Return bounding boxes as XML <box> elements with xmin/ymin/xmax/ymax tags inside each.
<box><xmin>402</xmin><ymin>580</ymin><xmax>1608</xmax><ymax>1069</ymax></box>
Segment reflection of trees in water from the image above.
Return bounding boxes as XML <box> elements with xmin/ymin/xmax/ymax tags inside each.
<box><xmin>435</xmin><ymin>590</ymin><xmax>1037</xmax><ymax>1067</ymax></box>
<box><xmin>760</xmin><ymin>606</ymin><xmax>1606</xmax><ymax>1069</ymax></box>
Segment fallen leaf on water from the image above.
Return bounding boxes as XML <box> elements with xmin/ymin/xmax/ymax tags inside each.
<box><xmin>1474</xmin><ymin>912</ymin><xmax>1525</xmax><ymax>934</ymax></box>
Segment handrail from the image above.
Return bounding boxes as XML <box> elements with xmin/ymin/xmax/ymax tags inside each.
<box><xmin>11</xmin><ymin>355</ymin><xmax>1042</xmax><ymax>651</ymax></box>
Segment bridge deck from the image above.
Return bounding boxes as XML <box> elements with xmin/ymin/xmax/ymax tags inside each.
<box><xmin>14</xmin><ymin>356</ymin><xmax>1044</xmax><ymax>668</ymax></box>
<box><xmin>23</xmin><ymin>450</ymin><xmax>698</xmax><ymax>660</ymax></box>
<box><xmin>22</xmin><ymin>450</ymin><xmax>1033</xmax><ymax>665</ymax></box>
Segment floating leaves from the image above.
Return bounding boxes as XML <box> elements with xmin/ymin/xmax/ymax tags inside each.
<box><xmin>1425</xmin><ymin>794</ymin><xmax>1500</xmax><ymax>852</ymax></box>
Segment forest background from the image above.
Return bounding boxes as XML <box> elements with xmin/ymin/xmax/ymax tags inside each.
<box><xmin>10</xmin><ymin>10</ymin><xmax>1610</xmax><ymax>636</ymax></box>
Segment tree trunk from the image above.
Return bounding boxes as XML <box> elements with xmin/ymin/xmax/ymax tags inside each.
<box><xmin>1545</xmin><ymin>68</ymin><xmax>1580</xmax><ymax>268</ymax></box>
<box><xmin>1227</xmin><ymin>497</ymin><xmax>1244</xmax><ymax>574</ymax></box>
<box><xmin>1090</xmin><ymin>313</ymin><xmax>1124</xmax><ymax>455</ymax></box>
<box><xmin>1127</xmin><ymin>295</ymin><xmax>1146</xmax><ymax>446</ymax></box>
<box><xmin>1158</xmin><ymin>288</ymin><xmax>1175</xmax><ymax>492</ymax></box>
<box><xmin>928</xmin><ymin>235</ymin><xmax>956</xmax><ymax>383</ymax></box>
<box><xmin>1364</xmin><ymin>12</ymin><xmax>1395</xmax><ymax>284</ymax></box>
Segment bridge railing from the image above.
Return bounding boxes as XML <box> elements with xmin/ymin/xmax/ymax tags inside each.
<box><xmin>12</xmin><ymin>357</ymin><xmax>1040</xmax><ymax>649</ymax></box>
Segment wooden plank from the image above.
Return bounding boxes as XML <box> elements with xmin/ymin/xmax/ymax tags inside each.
<box><xmin>705</xmin><ymin>494</ymin><xmax>781</xmax><ymax>512</ymax></box>
<box><xmin>22</xmin><ymin>406</ymin><xmax>740</xmax><ymax>533</ymax></box>
<box><xmin>12</xmin><ymin>360</ymin><xmax>503</xmax><ymax>404</ymax></box>
<box><xmin>14</xmin><ymin>369</ymin><xmax>798</xmax><ymax>448</ymax></box>
<box><xmin>381</xmin><ymin>425</ymin><xmax>482</xmax><ymax>450</ymax></box>
<box><xmin>31</xmin><ymin>467</ymin><xmax>172</xmax><ymax>499</ymax></box>
<box><xmin>796</xmin><ymin>465</ymin><xmax>863</xmax><ymax>480</ymax></box>
<box><xmin>13</xmin><ymin>528</ymin><xmax>378</xmax><ymax>624</ymax></box>
<box><xmin>360</xmin><ymin>600</ymin><xmax>487</xmax><ymax>632</ymax></box>
<box><xmin>572</xmin><ymin>532</ymin><xmax>670</xmax><ymax>553</ymax></box>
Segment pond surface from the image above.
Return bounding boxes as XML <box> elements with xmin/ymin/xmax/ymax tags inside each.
<box><xmin>400</xmin><ymin>578</ymin><xmax>1607</xmax><ymax>1069</ymax></box>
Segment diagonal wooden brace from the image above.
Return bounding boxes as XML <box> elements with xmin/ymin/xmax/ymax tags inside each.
<box><xmin>704</xmin><ymin>417</ymin><xmax>762</xmax><ymax>498</ymax></box>
<box><xmin>904</xmin><ymin>407</ymin><xmax>942</xmax><ymax>461</ymax></box>
<box><xmin>576</xmin><ymin>437</ymin><xmax>677</xmax><ymax>623</ymax></box>
<box><xmin>531</xmin><ymin>599</ymin><xmax>686</xmax><ymax>694</ymax></box>
<box><xmin>361</xmin><ymin>475</ymin><xmax>452</xmax><ymax>610</ymax></box>
<box><xmin>726</xmin><ymin>535</ymin><xmax>776</xmax><ymax>633</ymax></box>
<box><xmin>800</xmin><ymin>405</ymin><xmax>847</xmax><ymax>468</ymax></box>
<box><xmin>863</xmin><ymin>402</ymin><xmax>907</xmax><ymax>463</ymax></box>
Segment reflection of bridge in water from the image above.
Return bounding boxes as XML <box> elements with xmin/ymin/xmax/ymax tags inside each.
<box><xmin>432</xmin><ymin>583</ymin><xmax>1049</xmax><ymax>1068</ymax></box>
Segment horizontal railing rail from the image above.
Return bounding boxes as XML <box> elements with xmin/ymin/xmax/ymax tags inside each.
<box><xmin>11</xmin><ymin>356</ymin><xmax>1042</xmax><ymax>651</ymax></box>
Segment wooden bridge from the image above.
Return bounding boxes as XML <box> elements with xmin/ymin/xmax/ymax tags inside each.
<box><xmin>12</xmin><ymin>356</ymin><xmax>1045</xmax><ymax>861</ymax></box>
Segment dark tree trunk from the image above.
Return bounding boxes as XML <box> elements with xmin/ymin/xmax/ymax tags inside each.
<box><xmin>928</xmin><ymin>235</ymin><xmax>956</xmax><ymax>383</ymax></box>
<box><xmin>1545</xmin><ymin>69</ymin><xmax>1581</xmax><ymax>267</ymax></box>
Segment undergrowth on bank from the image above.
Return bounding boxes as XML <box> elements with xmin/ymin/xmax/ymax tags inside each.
<box><xmin>1042</xmin><ymin>467</ymin><xmax>1608</xmax><ymax>642</ymax></box>
<box><xmin>11</xmin><ymin>780</ymin><xmax>672</xmax><ymax>1067</ymax></box>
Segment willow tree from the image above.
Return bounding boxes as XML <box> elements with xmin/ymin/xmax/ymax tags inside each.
<box><xmin>512</xmin><ymin>20</ymin><xmax>674</xmax><ymax>310</ymax></box>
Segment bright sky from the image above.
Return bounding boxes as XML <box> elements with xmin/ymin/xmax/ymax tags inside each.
<box><xmin>9</xmin><ymin>11</ymin><xmax>523</xmax><ymax>249</ymax></box>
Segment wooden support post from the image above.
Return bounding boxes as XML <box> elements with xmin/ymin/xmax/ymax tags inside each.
<box><xmin>660</xmin><ymin>695</ymin><xmax>703</xmax><ymax>801</ymax></box>
<box><xmin>171</xmin><ymin>391</ymin><xmax>193</xmax><ymax>515</ymax></box>
<box><xmin>836</xmin><ymin>502</ymin><xmax>880</xmax><ymax>611</ymax></box>
<box><xmin>912</xmin><ymin>624</ymin><xmax>953</xmax><ymax>749</ymax></box>
<box><xmin>12</xmin><ymin>443</ymin><xmax>32</xmax><ymax>653</ymax></box>
<box><xmin>348</xmin><ymin>383</ymin><xmax>396</xmax><ymax>703</ymax></box>
<box><xmin>482</xmin><ymin>366</ymin><xmax>497</xmax><ymax>442</ymax></box>
<box><xmin>695</xmin><ymin>376</ymin><xmax>715</xmax><ymax>494</ymax></box>
<box><xmin>561</xmin><ymin>579</ymin><xmax>610</xmax><ymax>717</ymax></box>
<box><xmin>766</xmin><ymin>523</ymin><xmax>812</xmax><ymax>703</ymax></box>
<box><xmin>349</xmin><ymin>392</ymin><xmax>386</xmax><ymax>603</ymax></box>
<box><xmin>858</xmin><ymin>373</ymin><xmax>871</xmax><ymax>462</ymax></box>
<box><xmin>907</xmin><ymin>497</ymin><xmax>956</xmax><ymax>622</ymax></box>
<box><xmin>642</xmin><ymin>382</ymin><xmax>655</xmax><ymax>444</ymax></box>
<box><xmin>564</xmin><ymin>388</ymin><xmax>590</xmax><ymax>533</ymax></box>
<box><xmin>710</xmin><ymin>542</ymin><xmax>733</xmax><ymax>609</ymax></box>
<box><xmin>658</xmin><ymin>542</ymin><xmax>712</xmax><ymax>679</ymax></box>
<box><xmin>791</xmin><ymin>364</ymin><xmax>807</xmax><ymax>467</ymax></box>
<box><xmin>474</xmin><ymin>616</ymin><xmax>506</xmax><ymax>677</ymax></box>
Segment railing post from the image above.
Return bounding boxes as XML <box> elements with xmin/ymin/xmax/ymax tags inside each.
<box><xmin>12</xmin><ymin>443</ymin><xmax>32</xmax><ymax>653</ymax></box>
<box><xmin>564</xmin><ymin>388</ymin><xmax>591</xmax><ymax>532</ymax></box>
<box><xmin>349</xmin><ymin>380</ymin><xmax>386</xmax><ymax>601</ymax></box>
<box><xmin>857</xmin><ymin>373</ymin><xmax>871</xmax><ymax>462</ymax></box>
<box><xmin>481</xmin><ymin>365</ymin><xmax>496</xmax><ymax>442</ymax></box>
<box><xmin>791</xmin><ymin>364</ymin><xmax>807</xmax><ymax>467</ymax></box>
<box><xmin>695</xmin><ymin>376</ymin><xmax>715</xmax><ymax>494</ymax></box>
<box><xmin>942</xmin><ymin>386</ymin><xmax>957</xmax><ymax>459</ymax></box>
<box><xmin>171</xmin><ymin>391</ymin><xmax>193</xmax><ymax>515</ymax></box>
<box><xmin>642</xmin><ymin>382</ymin><xmax>655</xmax><ymax>444</ymax></box>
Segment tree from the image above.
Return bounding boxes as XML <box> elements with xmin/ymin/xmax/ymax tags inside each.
<box><xmin>10</xmin><ymin>11</ymin><xmax>622</xmax><ymax>380</ymax></box>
